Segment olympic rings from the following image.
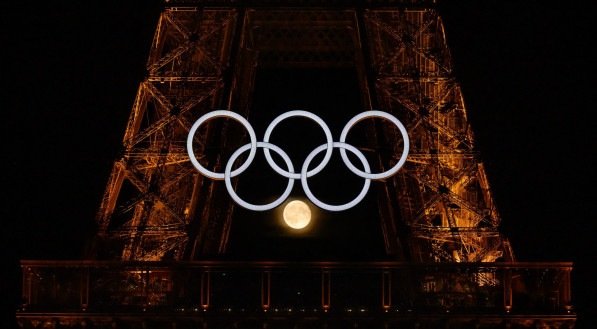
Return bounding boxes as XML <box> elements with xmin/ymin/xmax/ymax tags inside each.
<box><xmin>186</xmin><ymin>110</ymin><xmax>409</xmax><ymax>212</ymax></box>
<box><xmin>301</xmin><ymin>142</ymin><xmax>371</xmax><ymax>212</ymax></box>
<box><xmin>187</xmin><ymin>110</ymin><xmax>257</xmax><ymax>180</ymax></box>
<box><xmin>263</xmin><ymin>110</ymin><xmax>333</xmax><ymax>179</ymax></box>
<box><xmin>225</xmin><ymin>142</ymin><xmax>295</xmax><ymax>211</ymax></box>
<box><xmin>340</xmin><ymin>110</ymin><xmax>410</xmax><ymax>180</ymax></box>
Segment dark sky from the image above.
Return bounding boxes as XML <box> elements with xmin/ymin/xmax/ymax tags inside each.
<box><xmin>2</xmin><ymin>0</ymin><xmax>595</xmax><ymax>326</ymax></box>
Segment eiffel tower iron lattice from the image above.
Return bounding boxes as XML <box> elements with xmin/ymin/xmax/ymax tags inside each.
<box><xmin>17</xmin><ymin>1</ymin><xmax>576</xmax><ymax>328</ymax></box>
<box><xmin>92</xmin><ymin>1</ymin><xmax>509</xmax><ymax>264</ymax></box>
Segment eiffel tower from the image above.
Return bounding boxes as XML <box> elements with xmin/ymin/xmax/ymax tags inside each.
<box><xmin>17</xmin><ymin>1</ymin><xmax>576</xmax><ymax>328</ymax></box>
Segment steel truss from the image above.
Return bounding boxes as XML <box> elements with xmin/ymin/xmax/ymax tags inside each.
<box><xmin>95</xmin><ymin>8</ymin><xmax>239</xmax><ymax>260</ymax></box>
<box><xmin>364</xmin><ymin>9</ymin><xmax>510</xmax><ymax>263</ymax></box>
<box><xmin>19</xmin><ymin>2</ymin><xmax>577</xmax><ymax>328</ymax></box>
<box><xmin>94</xmin><ymin>4</ymin><xmax>511</xmax><ymax>265</ymax></box>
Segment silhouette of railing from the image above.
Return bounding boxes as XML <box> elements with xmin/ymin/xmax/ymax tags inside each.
<box><xmin>19</xmin><ymin>260</ymin><xmax>573</xmax><ymax>317</ymax></box>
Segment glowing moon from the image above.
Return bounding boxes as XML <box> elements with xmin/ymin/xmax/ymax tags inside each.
<box><xmin>283</xmin><ymin>200</ymin><xmax>311</xmax><ymax>229</ymax></box>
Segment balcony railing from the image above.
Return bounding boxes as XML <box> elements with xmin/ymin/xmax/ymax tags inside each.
<box><xmin>18</xmin><ymin>260</ymin><xmax>573</xmax><ymax>317</ymax></box>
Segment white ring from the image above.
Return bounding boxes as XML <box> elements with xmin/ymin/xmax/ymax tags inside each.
<box><xmin>263</xmin><ymin>110</ymin><xmax>334</xmax><ymax>179</ymax></box>
<box><xmin>187</xmin><ymin>109</ymin><xmax>410</xmax><ymax>212</ymax></box>
<box><xmin>339</xmin><ymin>111</ymin><xmax>409</xmax><ymax>180</ymax></box>
<box><xmin>186</xmin><ymin>110</ymin><xmax>257</xmax><ymax>180</ymax></box>
<box><xmin>225</xmin><ymin>142</ymin><xmax>295</xmax><ymax>211</ymax></box>
<box><xmin>301</xmin><ymin>142</ymin><xmax>371</xmax><ymax>211</ymax></box>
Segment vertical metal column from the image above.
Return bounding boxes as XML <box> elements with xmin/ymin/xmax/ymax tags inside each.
<box><xmin>321</xmin><ymin>270</ymin><xmax>331</xmax><ymax>311</ymax></box>
<box><xmin>261</xmin><ymin>271</ymin><xmax>271</xmax><ymax>311</ymax></box>
<box><xmin>142</xmin><ymin>268</ymin><xmax>150</xmax><ymax>311</ymax></box>
<box><xmin>21</xmin><ymin>266</ymin><xmax>32</xmax><ymax>310</ymax></box>
<box><xmin>561</xmin><ymin>268</ymin><xmax>573</xmax><ymax>313</ymax></box>
<box><xmin>80</xmin><ymin>267</ymin><xmax>90</xmax><ymax>311</ymax></box>
<box><xmin>503</xmin><ymin>268</ymin><xmax>513</xmax><ymax>313</ymax></box>
<box><xmin>201</xmin><ymin>271</ymin><xmax>211</xmax><ymax>310</ymax></box>
<box><xmin>382</xmin><ymin>271</ymin><xmax>392</xmax><ymax>311</ymax></box>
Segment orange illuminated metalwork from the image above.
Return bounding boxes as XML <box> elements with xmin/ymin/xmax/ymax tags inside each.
<box><xmin>17</xmin><ymin>1</ymin><xmax>576</xmax><ymax>328</ymax></box>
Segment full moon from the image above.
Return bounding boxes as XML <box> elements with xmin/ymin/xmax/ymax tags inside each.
<box><xmin>283</xmin><ymin>200</ymin><xmax>311</xmax><ymax>229</ymax></box>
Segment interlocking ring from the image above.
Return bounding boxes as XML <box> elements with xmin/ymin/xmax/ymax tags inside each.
<box><xmin>187</xmin><ymin>110</ymin><xmax>257</xmax><ymax>180</ymax></box>
<box><xmin>340</xmin><ymin>110</ymin><xmax>410</xmax><ymax>180</ymax></box>
<box><xmin>225</xmin><ymin>142</ymin><xmax>294</xmax><ymax>211</ymax></box>
<box><xmin>301</xmin><ymin>142</ymin><xmax>371</xmax><ymax>212</ymax></box>
<box><xmin>187</xmin><ymin>110</ymin><xmax>409</xmax><ymax>211</ymax></box>
<box><xmin>263</xmin><ymin>110</ymin><xmax>333</xmax><ymax>179</ymax></box>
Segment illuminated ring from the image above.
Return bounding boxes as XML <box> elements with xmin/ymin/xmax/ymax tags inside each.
<box><xmin>263</xmin><ymin>110</ymin><xmax>333</xmax><ymax>179</ymax></box>
<box><xmin>301</xmin><ymin>142</ymin><xmax>371</xmax><ymax>212</ymax></box>
<box><xmin>339</xmin><ymin>111</ymin><xmax>410</xmax><ymax>180</ymax></box>
<box><xmin>225</xmin><ymin>142</ymin><xmax>295</xmax><ymax>211</ymax></box>
<box><xmin>186</xmin><ymin>110</ymin><xmax>257</xmax><ymax>180</ymax></box>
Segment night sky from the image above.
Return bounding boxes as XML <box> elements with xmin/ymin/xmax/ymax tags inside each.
<box><xmin>2</xmin><ymin>0</ymin><xmax>595</xmax><ymax>326</ymax></box>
